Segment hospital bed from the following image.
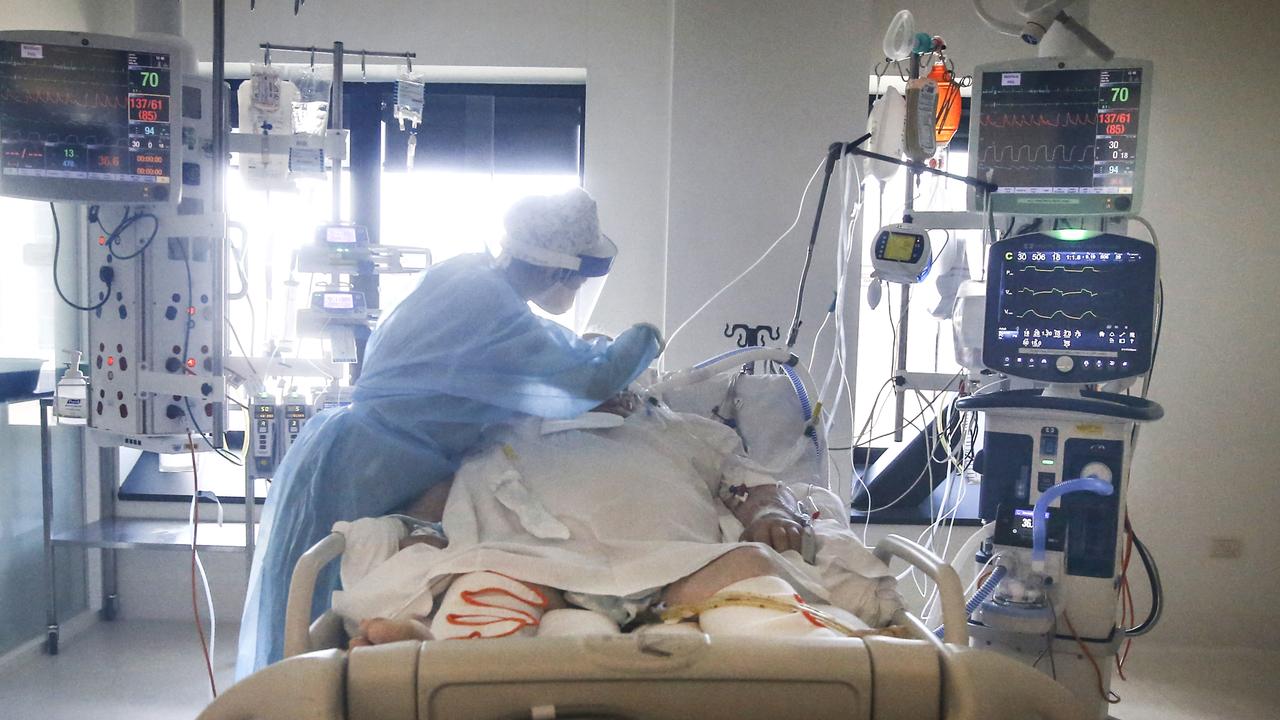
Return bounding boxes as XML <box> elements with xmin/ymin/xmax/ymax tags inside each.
<box><xmin>201</xmin><ymin>349</ymin><xmax>1092</xmax><ymax>720</ymax></box>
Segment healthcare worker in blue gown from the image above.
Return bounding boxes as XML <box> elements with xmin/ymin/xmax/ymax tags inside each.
<box><xmin>237</xmin><ymin>188</ymin><xmax>663</xmax><ymax>676</ymax></box>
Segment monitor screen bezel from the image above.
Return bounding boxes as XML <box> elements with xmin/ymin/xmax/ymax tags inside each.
<box><xmin>0</xmin><ymin>30</ymin><xmax>184</xmax><ymax>205</ymax></box>
<box><xmin>966</xmin><ymin>56</ymin><xmax>1153</xmax><ymax>218</ymax></box>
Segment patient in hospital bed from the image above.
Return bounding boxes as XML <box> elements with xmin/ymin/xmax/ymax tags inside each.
<box><xmin>328</xmin><ymin>392</ymin><xmax>902</xmax><ymax>646</ymax></box>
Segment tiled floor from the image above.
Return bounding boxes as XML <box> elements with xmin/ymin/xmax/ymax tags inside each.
<box><xmin>1106</xmin><ymin>644</ymin><xmax>1280</xmax><ymax>720</ymax></box>
<box><xmin>0</xmin><ymin>620</ymin><xmax>1275</xmax><ymax>719</ymax></box>
<box><xmin>0</xmin><ymin>621</ymin><xmax>236</xmax><ymax>720</ymax></box>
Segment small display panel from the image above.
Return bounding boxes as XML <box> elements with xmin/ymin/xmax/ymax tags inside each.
<box><xmin>883</xmin><ymin>233</ymin><xmax>917</xmax><ymax>262</ymax></box>
<box><xmin>0</xmin><ymin>40</ymin><xmax>174</xmax><ymax>193</ymax></box>
<box><xmin>315</xmin><ymin>223</ymin><xmax>369</xmax><ymax>248</ymax></box>
<box><xmin>326</xmin><ymin>226</ymin><xmax>358</xmax><ymax>244</ymax></box>
<box><xmin>994</xmin><ymin>506</ymin><xmax>1065</xmax><ymax>550</ymax></box>
<box><xmin>968</xmin><ymin>61</ymin><xmax>1150</xmax><ymax>216</ymax></box>
<box><xmin>985</xmin><ymin>231</ymin><xmax>1156</xmax><ymax>384</ymax></box>
<box><xmin>321</xmin><ymin>293</ymin><xmax>355</xmax><ymax>310</ymax></box>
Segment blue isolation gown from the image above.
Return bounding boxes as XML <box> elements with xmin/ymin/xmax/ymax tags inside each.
<box><xmin>236</xmin><ymin>253</ymin><xmax>661</xmax><ymax>677</ymax></box>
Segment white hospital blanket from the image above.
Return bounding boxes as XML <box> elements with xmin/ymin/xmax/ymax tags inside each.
<box><xmin>332</xmin><ymin>410</ymin><xmax>901</xmax><ymax>627</ymax></box>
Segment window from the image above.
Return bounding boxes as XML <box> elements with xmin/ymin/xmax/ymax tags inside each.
<box><xmin>853</xmin><ymin>95</ymin><xmax>983</xmax><ymax>446</ymax></box>
<box><xmin>0</xmin><ymin>198</ymin><xmax>57</xmax><ymax>360</ymax></box>
<box><xmin>374</xmin><ymin>84</ymin><xmax>586</xmax><ymax>321</ymax></box>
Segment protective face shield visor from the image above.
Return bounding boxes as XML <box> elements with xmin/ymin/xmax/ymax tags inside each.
<box><xmin>568</xmin><ymin>234</ymin><xmax>615</xmax><ymax>332</ymax></box>
<box><xmin>515</xmin><ymin>235</ymin><xmax>616</xmax><ymax>330</ymax></box>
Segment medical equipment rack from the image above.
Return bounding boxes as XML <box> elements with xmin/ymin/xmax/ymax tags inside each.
<box><xmin>37</xmin><ymin>397</ymin><xmax>257</xmax><ymax>655</ymax></box>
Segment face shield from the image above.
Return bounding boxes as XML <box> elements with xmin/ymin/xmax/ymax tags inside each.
<box><xmin>511</xmin><ymin>234</ymin><xmax>616</xmax><ymax>330</ymax></box>
<box><xmin>570</xmin><ymin>234</ymin><xmax>615</xmax><ymax>333</ymax></box>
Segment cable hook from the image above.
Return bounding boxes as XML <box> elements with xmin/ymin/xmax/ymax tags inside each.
<box><xmin>309</xmin><ymin>46</ymin><xmax>316</xmax><ymax>68</ymax></box>
<box><xmin>361</xmin><ymin>50</ymin><xmax>368</xmax><ymax>82</ymax></box>
<box><xmin>405</xmin><ymin>53</ymin><xmax>413</xmax><ymax>73</ymax></box>
<box><xmin>263</xmin><ymin>42</ymin><xmax>271</xmax><ymax>66</ymax></box>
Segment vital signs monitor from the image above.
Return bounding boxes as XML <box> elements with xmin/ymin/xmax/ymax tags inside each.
<box><xmin>967</xmin><ymin>57</ymin><xmax>1152</xmax><ymax>216</ymax></box>
<box><xmin>984</xmin><ymin>230</ymin><xmax>1157</xmax><ymax>384</ymax></box>
<box><xmin>0</xmin><ymin>31</ymin><xmax>185</xmax><ymax>203</ymax></box>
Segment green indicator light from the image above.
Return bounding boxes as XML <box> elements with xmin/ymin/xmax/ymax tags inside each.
<box><xmin>1041</xmin><ymin>459</ymin><xmax>1056</xmax><ymax>466</ymax></box>
<box><xmin>1053</xmin><ymin>229</ymin><xmax>1093</xmax><ymax>242</ymax></box>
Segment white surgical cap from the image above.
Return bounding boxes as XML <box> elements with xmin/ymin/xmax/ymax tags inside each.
<box><xmin>501</xmin><ymin>188</ymin><xmax>605</xmax><ymax>271</ymax></box>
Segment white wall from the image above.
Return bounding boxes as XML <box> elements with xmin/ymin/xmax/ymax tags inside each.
<box><xmin>70</xmin><ymin>0</ymin><xmax>1280</xmax><ymax>652</ymax></box>
<box><xmin>663</xmin><ymin>0</ymin><xmax>871</xmax><ymax>368</ymax></box>
<box><xmin>0</xmin><ymin>0</ymin><xmax>85</xmax><ymax>30</ymax></box>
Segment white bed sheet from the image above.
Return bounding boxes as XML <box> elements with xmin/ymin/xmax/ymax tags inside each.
<box><xmin>332</xmin><ymin>408</ymin><xmax>901</xmax><ymax>629</ymax></box>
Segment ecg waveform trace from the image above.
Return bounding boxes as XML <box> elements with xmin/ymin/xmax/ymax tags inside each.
<box><xmin>0</xmin><ymin>88</ymin><xmax>127</xmax><ymax>110</ymax></box>
<box><xmin>0</xmin><ymin>58</ymin><xmax>123</xmax><ymax>77</ymax></box>
<box><xmin>980</xmin><ymin>112</ymin><xmax>1097</xmax><ymax>129</ymax></box>
<box><xmin>982</xmin><ymin>84</ymin><xmax>1105</xmax><ymax>96</ymax></box>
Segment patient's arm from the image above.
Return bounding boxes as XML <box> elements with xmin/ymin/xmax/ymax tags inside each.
<box><xmin>399</xmin><ymin>478</ymin><xmax>453</xmax><ymax>523</ymax></box>
<box><xmin>396</xmin><ymin>479</ymin><xmax>453</xmax><ymax>550</ymax></box>
<box><xmin>727</xmin><ymin>483</ymin><xmax>808</xmax><ymax>554</ymax></box>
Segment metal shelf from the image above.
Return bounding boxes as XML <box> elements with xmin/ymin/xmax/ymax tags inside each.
<box><xmin>52</xmin><ymin>518</ymin><xmax>257</xmax><ymax>553</ymax></box>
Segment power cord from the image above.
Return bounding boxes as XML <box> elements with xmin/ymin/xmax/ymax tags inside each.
<box><xmin>50</xmin><ymin>203</ymin><xmax>112</xmax><ymax>312</ymax></box>
<box><xmin>93</xmin><ymin>204</ymin><xmax>160</xmax><ymax>261</ymax></box>
<box><xmin>186</xmin><ymin>431</ymin><xmax>218</xmax><ymax>698</ymax></box>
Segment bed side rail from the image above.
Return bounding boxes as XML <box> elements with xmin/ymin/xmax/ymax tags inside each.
<box><xmin>285</xmin><ymin>531</ymin><xmax>347</xmax><ymax>658</ymax></box>
<box><xmin>939</xmin><ymin>645</ymin><xmax>1092</xmax><ymax>720</ymax></box>
<box><xmin>873</xmin><ymin>534</ymin><xmax>968</xmax><ymax>646</ymax></box>
<box><xmin>197</xmin><ymin>649</ymin><xmax>347</xmax><ymax>720</ymax></box>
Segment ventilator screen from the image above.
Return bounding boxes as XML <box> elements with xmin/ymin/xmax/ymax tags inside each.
<box><xmin>984</xmin><ymin>231</ymin><xmax>1156</xmax><ymax>384</ymax></box>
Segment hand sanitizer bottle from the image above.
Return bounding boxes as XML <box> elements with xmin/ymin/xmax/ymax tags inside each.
<box><xmin>55</xmin><ymin>351</ymin><xmax>88</xmax><ymax>425</ymax></box>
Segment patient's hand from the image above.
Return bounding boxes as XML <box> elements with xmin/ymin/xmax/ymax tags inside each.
<box><xmin>740</xmin><ymin>511</ymin><xmax>807</xmax><ymax>554</ymax></box>
<box><xmin>732</xmin><ymin>484</ymin><xmax>808</xmax><ymax>554</ymax></box>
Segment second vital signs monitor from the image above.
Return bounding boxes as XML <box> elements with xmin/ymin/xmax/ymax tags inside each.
<box><xmin>967</xmin><ymin>57</ymin><xmax>1152</xmax><ymax>217</ymax></box>
<box><xmin>0</xmin><ymin>31</ymin><xmax>185</xmax><ymax>204</ymax></box>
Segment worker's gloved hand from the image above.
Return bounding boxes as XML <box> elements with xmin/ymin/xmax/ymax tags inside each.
<box><xmin>594</xmin><ymin>391</ymin><xmax>641</xmax><ymax>417</ymax></box>
<box><xmin>740</xmin><ymin>510</ymin><xmax>808</xmax><ymax>554</ymax></box>
<box><xmin>632</xmin><ymin>322</ymin><xmax>665</xmax><ymax>357</ymax></box>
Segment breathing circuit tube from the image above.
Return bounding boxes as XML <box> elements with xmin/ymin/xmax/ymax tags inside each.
<box><xmin>1031</xmin><ymin>477</ymin><xmax>1114</xmax><ymax>572</ymax></box>
<box><xmin>779</xmin><ymin>362</ymin><xmax>827</xmax><ymax>486</ymax></box>
<box><xmin>691</xmin><ymin>346</ymin><xmax>790</xmax><ymax>370</ymax></box>
<box><xmin>935</xmin><ymin>564</ymin><xmax>1007</xmax><ymax>639</ymax></box>
<box><xmin>657</xmin><ymin>347</ymin><xmax>827</xmax><ymax>488</ymax></box>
